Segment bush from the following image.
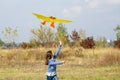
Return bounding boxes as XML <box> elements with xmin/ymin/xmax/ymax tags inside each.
<box><xmin>20</xmin><ymin>42</ymin><xmax>32</xmax><ymax>49</ymax></box>
<box><xmin>114</xmin><ymin>38</ymin><xmax>120</xmax><ymax>48</ymax></box>
<box><xmin>70</xmin><ymin>29</ymin><xmax>80</xmax><ymax>41</ymax></box>
<box><xmin>80</xmin><ymin>37</ymin><xmax>95</xmax><ymax>49</ymax></box>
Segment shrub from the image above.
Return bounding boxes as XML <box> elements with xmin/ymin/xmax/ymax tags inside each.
<box><xmin>80</xmin><ymin>37</ymin><xmax>95</xmax><ymax>49</ymax></box>
<box><xmin>114</xmin><ymin>38</ymin><xmax>120</xmax><ymax>48</ymax></box>
<box><xmin>20</xmin><ymin>42</ymin><xmax>32</xmax><ymax>49</ymax></box>
<box><xmin>70</xmin><ymin>29</ymin><xmax>80</xmax><ymax>42</ymax></box>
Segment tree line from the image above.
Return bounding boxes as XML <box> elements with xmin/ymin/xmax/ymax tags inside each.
<box><xmin>0</xmin><ymin>24</ymin><xmax>120</xmax><ymax>49</ymax></box>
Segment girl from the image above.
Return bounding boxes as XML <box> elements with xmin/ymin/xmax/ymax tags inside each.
<box><xmin>45</xmin><ymin>41</ymin><xmax>64</xmax><ymax>80</ymax></box>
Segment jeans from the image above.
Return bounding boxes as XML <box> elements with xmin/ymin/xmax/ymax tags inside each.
<box><xmin>47</xmin><ymin>75</ymin><xmax>58</xmax><ymax>80</ymax></box>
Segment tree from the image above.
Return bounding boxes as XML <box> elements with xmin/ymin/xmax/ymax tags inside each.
<box><xmin>56</xmin><ymin>23</ymin><xmax>68</xmax><ymax>46</ymax></box>
<box><xmin>2</xmin><ymin>27</ymin><xmax>18</xmax><ymax>48</ymax></box>
<box><xmin>70</xmin><ymin>29</ymin><xmax>80</xmax><ymax>42</ymax></box>
<box><xmin>69</xmin><ymin>29</ymin><xmax>80</xmax><ymax>47</ymax></box>
<box><xmin>29</xmin><ymin>39</ymin><xmax>39</xmax><ymax>48</ymax></box>
<box><xmin>2</xmin><ymin>27</ymin><xmax>18</xmax><ymax>43</ymax></box>
<box><xmin>0</xmin><ymin>39</ymin><xmax>4</xmax><ymax>46</ymax></box>
<box><xmin>114</xmin><ymin>38</ymin><xmax>120</xmax><ymax>48</ymax></box>
<box><xmin>80</xmin><ymin>37</ymin><xmax>95</xmax><ymax>49</ymax></box>
<box><xmin>13</xmin><ymin>28</ymin><xmax>18</xmax><ymax>42</ymax></box>
<box><xmin>31</xmin><ymin>25</ymin><xmax>55</xmax><ymax>44</ymax></box>
<box><xmin>114</xmin><ymin>25</ymin><xmax>120</xmax><ymax>40</ymax></box>
<box><xmin>79</xmin><ymin>29</ymin><xmax>86</xmax><ymax>40</ymax></box>
<box><xmin>95</xmin><ymin>37</ymin><xmax>108</xmax><ymax>48</ymax></box>
<box><xmin>3</xmin><ymin>27</ymin><xmax>11</xmax><ymax>43</ymax></box>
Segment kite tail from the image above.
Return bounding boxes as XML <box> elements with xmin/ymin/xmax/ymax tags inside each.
<box><xmin>41</xmin><ymin>21</ymin><xmax>46</xmax><ymax>25</ymax></box>
<box><xmin>50</xmin><ymin>22</ymin><xmax>55</xmax><ymax>28</ymax></box>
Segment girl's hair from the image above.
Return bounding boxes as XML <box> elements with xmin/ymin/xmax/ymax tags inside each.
<box><xmin>45</xmin><ymin>50</ymin><xmax>52</xmax><ymax>65</ymax></box>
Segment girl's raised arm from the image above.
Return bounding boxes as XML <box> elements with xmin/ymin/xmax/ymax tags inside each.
<box><xmin>54</xmin><ymin>41</ymin><xmax>62</xmax><ymax>59</ymax></box>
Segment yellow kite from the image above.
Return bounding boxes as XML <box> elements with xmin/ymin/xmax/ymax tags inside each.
<box><xmin>33</xmin><ymin>13</ymin><xmax>72</xmax><ymax>28</ymax></box>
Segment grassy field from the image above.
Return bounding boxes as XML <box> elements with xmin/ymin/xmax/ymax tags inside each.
<box><xmin>0</xmin><ymin>64</ymin><xmax>120</xmax><ymax>80</ymax></box>
<box><xmin>0</xmin><ymin>47</ymin><xmax>120</xmax><ymax>80</ymax></box>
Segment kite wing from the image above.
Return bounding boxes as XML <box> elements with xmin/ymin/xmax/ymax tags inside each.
<box><xmin>54</xmin><ymin>18</ymin><xmax>72</xmax><ymax>23</ymax></box>
<box><xmin>33</xmin><ymin>13</ymin><xmax>51</xmax><ymax>22</ymax></box>
<box><xmin>33</xmin><ymin>13</ymin><xmax>72</xmax><ymax>28</ymax></box>
<box><xmin>33</xmin><ymin>13</ymin><xmax>72</xmax><ymax>23</ymax></box>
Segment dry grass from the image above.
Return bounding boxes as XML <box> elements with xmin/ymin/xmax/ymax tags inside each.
<box><xmin>0</xmin><ymin>47</ymin><xmax>120</xmax><ymax>80</ymax></box>
<box><xmin>0</xmin><ymin>47</ymin><xmax>120</xmax><ymax>66</ymax></box>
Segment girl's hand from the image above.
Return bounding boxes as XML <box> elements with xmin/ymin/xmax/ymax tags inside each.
<box><xmin>62</xmin><ymin>61</ymin><xmax>65</xmax><ymax>63</ymax></box>
<box><xmin>59</xmin><ymin>41</ymin><xmax>62</xmax><ymax>45</ymax></box>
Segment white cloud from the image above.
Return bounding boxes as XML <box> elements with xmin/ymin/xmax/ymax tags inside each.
<box><xmin>107</xmin><ymin>0</ymin><xmax>120</xmax><ymax>4</ymax></box>
<box><xmin>85</xmin><ymin>0</ymin><xmax>120</xmax><ymax>8</ymax></box>
<box><xmin>62</xmin><ymin>6</ymin><xmax>82</xmax><ymax>17</ymax></box>
<box><xmin>88</xmin><ymin>1</ymin><xmax>99</xmax><ymax>8</ymax></box>
<box><xmin>85</xmin><ymin>0</ymin><xmax>103</xmax><ymax>9</ymax></box>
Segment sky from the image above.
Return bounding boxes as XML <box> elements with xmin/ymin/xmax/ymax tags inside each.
<box><xmin>0</xmin><ymin>0</ymin><xmax>120</xmax><ymax>43</ymax></box>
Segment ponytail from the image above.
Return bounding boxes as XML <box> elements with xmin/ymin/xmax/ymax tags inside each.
<box><xmin>45</xmin><ymin>50</ymin><xmax>52</xmax><ymax>65</ymax></box>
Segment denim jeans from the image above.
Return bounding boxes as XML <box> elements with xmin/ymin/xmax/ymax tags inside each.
<box><xmin>47</xmin><ymin>75</ymin><xmax>58</xmax><ymax>80</ymax></box>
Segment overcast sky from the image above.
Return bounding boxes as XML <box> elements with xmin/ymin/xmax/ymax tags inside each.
<box><xmin>0</xmin><ymin>0</ymin><xmax>120</xmax><ymax>42</ymax></box>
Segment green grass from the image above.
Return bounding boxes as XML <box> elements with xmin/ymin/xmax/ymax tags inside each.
<box><xmin>0</xmin><ymin>64</ymin><xmax>120</xmax><ymax>80</ymax></box>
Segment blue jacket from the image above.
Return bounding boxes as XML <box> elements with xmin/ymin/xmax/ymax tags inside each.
<box><xmin>47</xmin><ymin>45</ymin><xmax>63</xmax><ymax>72</ymax></box>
